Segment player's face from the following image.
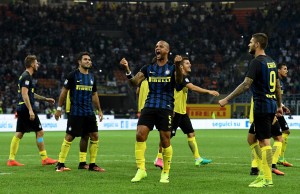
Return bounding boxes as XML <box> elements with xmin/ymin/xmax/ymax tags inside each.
<box><xmin>155</xmin><ymin>41</ymin><xmax>169</xmax><ymax>60</ymax></box>
<box><xmin>248</xmin><ymin>37</ymin><xmax>257</xmax><ymax>55</ymax></box>
<box><xmin>79</xmin><ymin>55</ymin><xmax>92</xmax><ymax>69</ymax></box>
<box><xmin>32</xmin><ymin>60</ymin><xmax>39</xmax><ymax>72</ymax></box>
<box><xmin>182</xmin><ymin>59</ymin><xmax>191</xmax><ymax>74</ymax></box>
<box><xmin>278</xmin><ymin>65</ymin><xmax>288</xmax><ymax>78</ymax></box>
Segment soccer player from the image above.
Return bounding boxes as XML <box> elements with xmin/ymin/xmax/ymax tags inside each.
<box><xmin>152</xmin><ymin>56</ymin><xmax>219</xmax><ymax>168</ymax></box>
<box><xmin>276</xmin><ymin>63</ymin><xmax>293</xmax><ymax>167</ymax></box>
<box><xmin>66</xmin><ymin>91</ymin><xmax>90</xmax><ymax>170</ymax></box>
<box><xmin>219</xmin><ymin>33</ymin><xmax>283</xmax><ymax>187</ymax></box>
<box><xmin>119</xmin><ymin>40</ymin><xmax>183</xmax><ymax>183</ymax></box>
<box><xmin>248</xmin><ymin>98</ymin><xmax>284</xmax><ymax>176</ymax></box>
<box><xmin>54</xmin><ymin>52</ymin><xmax>105</xmax><ymax>172</ymax></box>
<box><xmin>7</xmin><ymin>55</ymin><xmax>58</xmax><ymax>166</ymax></box>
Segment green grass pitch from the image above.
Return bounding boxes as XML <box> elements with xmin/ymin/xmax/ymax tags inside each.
<box><xmin>0</xmin><ymin>129</ymin><xmax>299</xmax><ymax>194</ymax></box>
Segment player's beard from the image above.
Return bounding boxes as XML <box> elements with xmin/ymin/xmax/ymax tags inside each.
<box><xmin>249</xmin><ymin>47</ymin><xmax>255</xmax><ymax>55</ymax></box>
<box><xmin>82</xmin><ymin>65</ymin><xmax>91</xmax><ymax>70</ymax></box>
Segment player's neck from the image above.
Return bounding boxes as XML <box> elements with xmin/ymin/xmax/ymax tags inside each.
<box><xmin>26</xmin><ymin>68</ymin><xmax>34</xmax><ymax>75</ymax></box>
<box><xmin>79</xmin><ymin>67</ymin><xmax>89</xmax><ymax>74</ymax></box>
<box><xmin>156</xmin><ymin>58</ymin><xmax>168</xmax><ymax>66</ymax></box>
<box><xmin>254</xmin><ymin>50</ymin><xmax>265</xmax><ymax>58</ymax></box>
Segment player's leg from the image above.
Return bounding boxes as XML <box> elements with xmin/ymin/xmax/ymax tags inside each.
<box><xmin>270</xmin><ymin>120</ymin><xmax>284</xmax><ymax>175</ymax></box>
<box><xmin>7</xmin><ymin>131</ymin><xmax>24</xmax><ymax>166</ymax></box>
<box><xmin>248</xmin><ymin>124</ymin><xmax>260</xmax><ymax>175</ymax></box>
<box><xmin>277</xmin><ymin>116</ymin><xmax>292</xmax><ymax>167</ymax></box>
<box><xmin>78</xmin><ymin>135</ymin><xmax>89</xmax><ymax>169</ymax></box>
<box><xmin>36</xmin><ymin>130</ymin><xmax>58</xmax><ymax>165</ymax></box>
<box><xmin>154</xmin><ymin>141</ymin><xmax>163</xmax><ymax>169</ymax></box>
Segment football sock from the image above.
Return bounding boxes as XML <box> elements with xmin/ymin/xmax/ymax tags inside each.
<box><xmin>281</xmin><ymin>133</ymin><xmax>289</xmax><ymax>159</ymax></box>
<box><xmin>261</xmin><ymin>146</ymin><xmax>272</xmax><ymax>181</ymax></box>
<box><xmin>39</xmin><ymin>150</ymin><xmax>47</xmax><ymax>160</ymax></box>
<box><xmin>135</xmin><ymin>141</ymin><xmax>146</xmax><ymax>170</ymax></box>
<box><xmin>272</xmin><ymin>141</ymin><xmax>282</xmax><ymax>164</ymax></box>
<box><xmin>79</xmin><ymin>152</ymin><xmax>87</xmax><ymax>163</ymax></box>
<box><xmin>58</xmin><ymin>139</ymin><xmax>72</xmax><ymax>163</ymax></box>
<box><xmin>250</xmin><ymin>143</ymin><xmax>258</xmax><ymax>168</ymax></box>
<box><xmin>251</xmin><ymin>142</ymin><xmax>263</xmax><ymax>174</ymax></box>
<box><xmin>89</xmin><ymin>140</ymin><xmax>99</xmax><ymax>164</ymax></box>
<box><xmin>162</xmin><ymin>145</ymin><xmax>173</xmax><ymax>174</ymax></box>
<box><xmin>188</xmin><ymin>137</ymin><xmax>200</xmax><ymax>159</ymax></box>
<box><xmin>156</xmin><ymin>152</ymin><xmax>163</xmax><ymax>160</ymax></box>
<box><xmin>9</xmin><ymin>136</ymin><xmax>20</xmax><ymax>160</ymax></box>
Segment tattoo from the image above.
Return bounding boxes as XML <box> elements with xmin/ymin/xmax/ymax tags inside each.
<box><xmin>129</xmin><ymin>71</ymin><xmax>145</xmax><ymax>86</ymax></box>
<box><xmin>226</xmin><ymin>77</ymin><xmax>253</xmax><ymax>101</ymax></box>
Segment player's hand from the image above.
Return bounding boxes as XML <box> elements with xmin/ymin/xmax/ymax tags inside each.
<box><xmin>219</xmin><ymin>98</ymin><xmax>228</xmax><ymax>107</ymax></box>
<box><xmin>282</xmin><ymin>106</ymin><xmax>290</xmax><ymax>114</ymax></box>
<box><xmin>45</xmin><ymin>98</ymin><xmax>55</xmax><ymax>104</ymax></box>
<box><xmin>174</xmin><ymin>55</ymin><xmax>182</xmax><ymax>63</ymax></box>
<box><xmin>120</xmin><ymin>58</ymin><xmax>130</xmax><ymax>72</ymax></box>
<box><xmin>209</xmin><ymin>90</ymin><xmax>220</xmax><ymax>96</ymax></box>
<box><xmin>54</xmin><ymin>110</ymin><xmax>61</xmax><ymax>121</ymax></box>
<box><xmin>98</xmin><ymin>111</ymin><xmax>103</xmax><ymax>122</ymax></box>
<box><xmin>29</xmin><ymin>110</ymin><xmax>35</xmax><ymax>120</ymax></box>
<box><xmin>276</xmin><ymin>107</ymin><xmax>283</xmax><ymax>117</ymax></box>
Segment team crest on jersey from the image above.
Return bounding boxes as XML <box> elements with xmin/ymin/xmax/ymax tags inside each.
<box><xmin>185</xmin><ymin>78</ymin><xmax>190</xmax><ymax>83</ymax></box>
<box><xmin>165</xmin><ymin>69</ymin><xmax>170</xmax><ymax>75</ymax></box>
<box><xmin>25</xmin><ymin>80</ymin><xmax>30</xmax><ymax>85</ymax></box>
<box><xmin>90</xmin><ymin>80</ymin><xmax>93</xmax><ymax>85</ymax></box>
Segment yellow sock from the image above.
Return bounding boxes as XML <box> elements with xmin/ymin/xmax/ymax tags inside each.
<box><xmin>281</xmin><ymin>133</ymin><xmax>289</xmax><ymax>158</ymax></box>
<box><xmin>188</xmin><ymin>137</ymin><xmax>200</xmax><ymax>159</ymax></box>
<box><xmin>156</xmin><ymin>152</ymin><xmax>163</xmax><ymax>159</ymax></box>
<box><xmin>9</xmin><ymin>136</ymin><xmax>20</xmax><ymax>160</ymax></box>
<box><xmin>135</xmin><ymin>142</ymin><xmax>146</xmax><ymax>170</ymax></box>
<box><xmin>162</xmin><ymin>145</ymin><xmax>173</xmax><ymax>174</ymax></box>
<box><xmin>39</xmin><ymin>150</ymin><xmax>48</xmax><ymax>160</ymax></box>
<box><xmin>79</xmin><ymin>152</ymin><xmax>87</xmax><ymax>163</ymax></box>
<box><xmin>89</xmin><ymin>140</ymin><xmax>99</xmax><ymax>164</ymax></box>
<box><xmin>272</xmin><ymin>141</ymin><xmax>282</xmax><ymax>164</ymax></box>
<box><xmin>250</xmin><ymin>142</ymin><xmax>258</xmax><ymax>168</ymax></box>
<box><xmin>58</xmin><ymin>139</ymin><xmax>72</xmax><ymax>163</ymax></box>
<box><xmin>252</xmin><ymin>142</ymin><xmax>263</xmax><ymax>175</ymax></box>
<box><xmin>261</xmin><ymin>146</ymin><xmax>272</xmax><ymax>181</ymax></box>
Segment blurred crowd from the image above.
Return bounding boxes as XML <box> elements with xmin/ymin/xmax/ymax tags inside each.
<box><xmin>0</xmin><ymin>0</ymin><xmax>299</xmax><ymax>114</ymax></box>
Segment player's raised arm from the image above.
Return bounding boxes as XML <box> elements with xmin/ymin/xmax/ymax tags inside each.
<box><xmin>120</xmin><ymin>57</ymin><xmax>145</xmax><ymax>86</ymax></box>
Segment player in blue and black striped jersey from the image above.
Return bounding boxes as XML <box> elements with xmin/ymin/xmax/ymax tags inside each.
<box><xmin>219</xmin><ymin>33</ymin><xmax>283</xmax><ymax>187</ymax></box>
<box><xmin>120</xmin><ymin>40</ymin><xmax>183</xmax><ymax>184</ymax></box>
<box><xmin>54</xmin><ymin>52</ymin><xmax>105</xmax><ymax>172</ymax></box>
<box><xmin>276</xmin><ymin>63</ymin><xmax>293</xmax><ymax>167</ymax></box>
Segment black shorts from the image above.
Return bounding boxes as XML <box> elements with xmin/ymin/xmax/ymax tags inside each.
<box><xmin>138</xmin><ymin>108</ymin><xmax>173</xmax><ymax>131</ymax></box>
<box><xmin>249</xmin><ymin>120</ymin><xmax>282</xmax><ymax>137</ymax></box>
<box><xmin>253</xmin><ymin>113</ymin><xmax>275</xmax><ymax>140</ymax></box>
<box><xmin>171</xmin><ymin>113</ymin><xmax>194</xmax><ymax>137</ymax></box>
<box><xmin>16</xmin><ymin>110</ymin><xmax>43</xmax><ymax>133</ymax></box>
<box><xmin>277</xmin><ymin>116</ymin><xmax>289</xmax><ymax>131</ymax></box>
<box><xmin>67</xmin><ymin>115</ymin><xmax>98</xmax><ymax>137</ymax></box>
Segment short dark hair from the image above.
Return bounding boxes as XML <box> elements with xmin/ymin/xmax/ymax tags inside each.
<box><xmin>24</xmin><ymin>55</ymin><xmax>37</xmax><ymax>68</ymax></box>
<box><xmin>77</xmin><ymin>52</ymin><xmax>90</xmax><ymax>61</ymax></box>
<box><xmin>252</xmin><ymin>33</ymin><xmax>268</xmax><ymax>49</ymax></box>
<box><xmin>277</xmin><ymin>63</ymin><xmax>287</xmax><ymax>69</ymax></box>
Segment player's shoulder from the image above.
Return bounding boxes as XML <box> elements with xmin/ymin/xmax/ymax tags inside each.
<box><xmin>20</xmin><ymin>71</ymin><xmax>31</xmax><ymax>80</ymax></box>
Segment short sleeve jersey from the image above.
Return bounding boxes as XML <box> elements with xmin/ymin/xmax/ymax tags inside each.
<box><xmin>174</xmin><ymin>76</ymin><xmax>189</xmax><ymax>114</ymax></box>
<box><xmin>140</xmin><ymin>61</ymin><xmax>176</xmax><ymax>111</ymax></box>
<box><xmin>17</xmin><ymin>71</ymin><xmax>35</xmax><ymax>112</ymax></box>
<box><xmin>64</xmin><ymin>69</ymin><xmax>97</xmax><ymax>116</ymax></box>
<box><xmin>246</xmin><ymin>55</ymin><xmax>278</xmax><ymax>114</ymax></box>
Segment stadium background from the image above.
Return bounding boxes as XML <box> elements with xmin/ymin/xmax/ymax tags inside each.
<box><xmin>0</xmin><ymin>0</ymin><xmax>299</xmax><ymax>120</ymax></box>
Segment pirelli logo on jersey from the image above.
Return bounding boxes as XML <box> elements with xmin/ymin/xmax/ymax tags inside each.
<box><xmin>149</xmin><ymin>77</ymin><xmax>171</xmax><ymax>83</ymax></box>
<box><xmin>267</xmin><ymin>62</ymin><xmax>276</xmax><ymax>68</ymax></box>
<box><xmin>76</xmin><ymin>85</ymin><xmax>93</xmax><ymax>91</ymax></box>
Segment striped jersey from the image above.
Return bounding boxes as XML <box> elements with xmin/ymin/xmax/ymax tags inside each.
<box><xmin>17</xmin><ymin>71</ymin><xmax>35</xmax><ymax>112</ymax></box>
<box><xmin>140</xmin><ymin>61</ymin><xmax>176</xmax><ymax>111</ymax></box>
<box><xmin>246</xmin><ymin>55</ymin><xmax>278</xmax><ymax>114</ymax></box>
<box><xmin>64</xmin><ymin>69</ymin><xmax>97</xmax><ymax>116</ymax></box>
